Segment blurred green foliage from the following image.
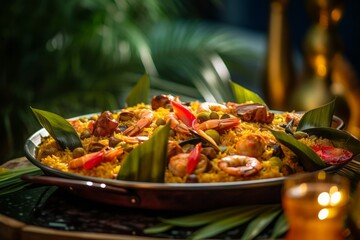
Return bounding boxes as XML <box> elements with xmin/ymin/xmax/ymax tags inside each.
<box><xmin>0</xmin><ymin>0</ymin><xmax>260</xmax><ymax>163</ymax></box>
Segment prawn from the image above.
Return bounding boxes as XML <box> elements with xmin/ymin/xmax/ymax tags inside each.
<box><xmin>218</xmin><ymin>155</ymin><xmax>262</xmax><ymax>177</ymax></box>
<box><xmin>197</xmin><ymin>102</ymin><xmax>228</xmax><ymax>113</ymax></box>
<box><xmin>69</xmin><ymin>148</ymin><xmax>123</xmax><ymax>170</ymax></box>
<box><xmin>196</xmin><ymin>118</ymin><xmax>240</xmax><ymax>131</ymax></box>
<box><xmin>122</xmin><ymin>109</ymin><xmax>154</xmax><ymax>136</ymax></box>
<box><xmin>164</xmin><ymin>112</ymin><xmax>191</xmax><ymax>135</ymax></box>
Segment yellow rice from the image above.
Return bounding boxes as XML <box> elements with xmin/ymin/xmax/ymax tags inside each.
<box><xmin>35</xmin><ymin>100</ymin><xmax>324</xmax><ymax>183</ymax></box>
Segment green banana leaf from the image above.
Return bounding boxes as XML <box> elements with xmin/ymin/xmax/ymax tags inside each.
<box><xmin>269</xmin><ymin>129</ymin><xmax>326</xmax><ymax>171</ymax></box>
<box><xmin>297</xmin><ymin>99</ymin><xmax>335</xmax><ymax>131</ymax></box>
<box><xmin>126</xmin><ymin>74</ymin><xmax>150</xmax><ymax>107</ymax></box>
<box><xmin>30</xmin><ymin>107</ymin><xmax>82</xmax><ymax>150</ymax></box>
<box><xmin>230</xmin><ymin>80</ymin><xmax>266</xmax><ymax>105</ymax></box>
<box><xmin>117</xmin><ymin>122</ymin><xmax>170</xmax><ymax>182</ymax></box>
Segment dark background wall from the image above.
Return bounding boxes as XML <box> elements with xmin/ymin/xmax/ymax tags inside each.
<box><xmin>194</xmin><ymin>0</ymin><xmax>360</xmax><ymax>82</ymax></box>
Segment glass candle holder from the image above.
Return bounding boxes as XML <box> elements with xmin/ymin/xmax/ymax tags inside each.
<box><xmin>282</xmin><ymin>171</ymin><xmax>350</xmax><ymax>240</ymax></box>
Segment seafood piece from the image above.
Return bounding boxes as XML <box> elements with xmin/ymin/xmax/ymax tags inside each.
<box><xmin>93</xmin><ymin>111</ymin><xmax>119</xmax><ymax>137</ymax></box>
<box><xmin>235</xmin><ymin>103</ymin><xmax>274</xmax><ymax>124</ymax></box>
<box><xmin>197</xmin><ymin>118</ymin><xmax>240</xmax><ymax>131</ymax></box>
<box><xmin>311</xmin><ymin>145</ymin><xmax>353</xmax><ymax>165</ymax></box>
<box><xmin>69</xmin><ymin>148</ymin><xmax>123</xmax><ymax>170</ymax></box>
<box><xmin>235</xmin><ymin>134</ymin><xmax>266</xmax><ymax>158</ymax></box>
<box><xmin>151</xmin><ymin>94</ymin><xmax>180</xmax><ymax>110</ymax></box>
<box><xmin>168</xmin><ymin>143</ymin><xmax>208</xmax><ymax>177</ymax></box>
<box><xmin>172</xmin><ymin>101</ymin><xmax>220</xmax><ymax>150</ymax></box>
<box><xmin>197</xmin><ymin>102</ymin><xmax>228</xmax><ymax>113</ymax></box>
<box><xmin>122</xmin><ymin>136</ymin><xmax>149</xmax><ymax>144</ymax></box>
<box><xmin>122</xmin><ymin>109</ymin><xmax>154</xmax><ymax>136</ymax></box>
<box><xmin>167</xmin><ymin>140</ymin><xmax>183</xmax><ymax>158</ymax></box>
<box><xmin>164</xmin><ymin>112</ymin><xmax>191</xmax><ymax>135</ymax></box>
<box><xmin>285</xmin><ymin>112</ymin><xmax>302</xmax><ymax>126</ymax></box>
<box><xmin>218</xmin><ymin>155</ymin><xmax>262</xmax><ymax>177</ymax></box>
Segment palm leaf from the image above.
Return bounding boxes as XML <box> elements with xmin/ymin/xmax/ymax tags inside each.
<box><xmin>0</xmin><ymin>165</ymin><xmax>42</xmax><ymax>195</ymax></box>
<box><xmin>147</xmin><ymin>21</ymin><xmax>259</xmax><ymax>102</ymax></box>
<box><xmin>159</xmin><ymin>206</ymin><xmax>250</xmax><ymax>227</ymax></box>
<box><xmin>30</xmin><ymin>107</ymin><xmax>82</xmax><ymax>150</ymax></box>
<box><xmin>297</xmin><ymin>99</ymin><xmax>335</xmax><ymax>131</ymax></box>
<box><xmin>270</xmin><ymin>212</ymin><xmax>289</xmax><ymax>239</ymax></box>
<box><xmin>117</xmin><ymin>122</ymin><xmax>170</xmax><ymax>182</ymax></box>
<box><xmin>240</xmin><ymin>207</ymin><xmax>281</xmax><ymax>240</ymax></box>
<box><xmin>189</xmin><ymin>205</ymin><xmax>269</xmax><ymax>240</ymax></box>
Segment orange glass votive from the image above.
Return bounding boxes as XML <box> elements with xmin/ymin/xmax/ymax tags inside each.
<box><xmin>282</xmin><ymin>171</ymin><xmax>350</xmax><ymax>240</ymax></box>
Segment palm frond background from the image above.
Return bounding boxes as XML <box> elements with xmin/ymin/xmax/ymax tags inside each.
<box><xmin>1</xmin><ymin>0</ymin><xmax>263</xmax><ymax>163</ymax></box>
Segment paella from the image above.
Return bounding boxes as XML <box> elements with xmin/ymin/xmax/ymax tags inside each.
<box><xmin>34</xmin><ymin>95</ymin><xmax>353</xmax><ymax>183</ymax></box>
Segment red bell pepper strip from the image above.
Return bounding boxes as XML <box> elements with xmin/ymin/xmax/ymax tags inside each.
<box><xmin>187</xmin><ymin>142</ymin><xmax>202</xmax><ymax>174</ymax></box>
<box><xmin>83</xmin><ymin>148</ymin><xmax>123</xmax><ymax>170</ymax></box>
<box><xmin>172</xmin><ymin>100</ymin><xmax>220</xmax><ymax>151</ymax></box>
<box><xmin>83</xmin><ymin>150</ymin><xmax>106</xmax><ymax>170</ymax></box>
<box><xmin>311</xmin><ymin>145</ymin><xmax>353</xmax><ymax>165</ymax></box>
<box><xmin>171</xmin><ymin>101</ymin><xmax>197</xmax><ymax>128</ymax></box>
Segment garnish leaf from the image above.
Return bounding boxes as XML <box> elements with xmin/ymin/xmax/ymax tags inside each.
<box><xmin>117</xmin><ymin>122</ymin><xmax>170</xmax><ymax>182</ymax></box>
<box><xmin>303</xmin><ymin>127</ymin><xmax>360</xmax><ymax>156</ymax></box>
<box><xmin>159</xmin><ymin>206</ymin><xmax>249</xmax><ymax>227</ymax></box>
<box><xmin>126</xmin><ymin>74</ymin><xmax>150</xmax><ymax>107</ymax></box>
<box><xmin>297</xmin><ymin>99</ymin><xmax>335</xmax><ymax>131</ymax></box>
<box><xmin>0</xmin><ymin>165</ymin><xmax>42</xmax><ymax>195</ymax></box>
<box><xmin>30</xmin><ymin>107</ymin><xmax>82</xmax><ymax>150</ymax></box>
<box><xmin>189</xmin><ymin>205</ymin><xmax>269</xmax><ymax>240</ymax></box>
<box><xmin>240</xmin><ymin>206</ymin><xmax>281</xmax><ymax>240</ymax></box>
<box><xmin>143</xmin><ymin>223</ymin><xmax>174</xmax><ymax>234</ymax></box>
<box><xmin>230</xmin><ymin>80</ymin><xmax>266</xmax><ymax>105</ymax></box>
<box><xmin>269</xmin><ymin>129</ymin><xmax>326</xmax><ymax>171</ymax></box>
<box><xmin>271</xmin><ymin>212</ymin><xmax>289</xmax><ymax>239</ymax></box>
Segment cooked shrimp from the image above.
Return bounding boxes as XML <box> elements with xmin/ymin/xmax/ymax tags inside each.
<box><xmin>168</xmin><ymin>153</ymin><xmax>208</xmax><ymax>177</ymax></box>
<box><xmin>196</xmin><ymin>118</ymin><xmax>240</xmax><ymax>131</ymax></box>
<box><xmin>218</xmin><ymin>155</ymin><xmax>262</xmax><ymax>177</ymax></box>
<box><xmin>122</xmin><ymin>109</ymin><xmax>154</xmax><ymax>136</ymax></box>
<box><xmin>197</xmin><ymin>102</ymin><xmax>228</xmax><ymax>113</ymax></box>
<box><xmin>235</xmin><ymin>134</ymin><xmax>266</xmax><ymax>158</ymax></box>
<box><xmin>164</xmin><ymin>112</ymin><xmax>190</xmax><ymax>135</ymax></box>
<box><xmin>69</xmin><ymin>148</ymin><xmax>123</xmax><ymax>170</ymax></box>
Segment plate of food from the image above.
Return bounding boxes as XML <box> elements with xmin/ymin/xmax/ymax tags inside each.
<box><xmin>23</xmin><ymin>80</ymin><xmax>360</xmax><ymax>210</ymax></box>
